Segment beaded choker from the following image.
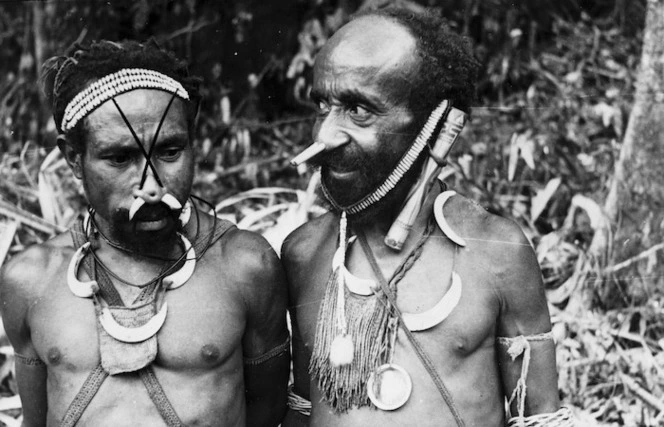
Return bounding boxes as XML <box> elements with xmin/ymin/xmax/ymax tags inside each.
<box><xmin>61</xmin><ymin>68</ymin><xmax>190</xmax><ymax>132</ymax></box>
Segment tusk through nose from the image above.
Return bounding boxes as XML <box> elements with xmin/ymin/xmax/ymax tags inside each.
<box><xmin>161</xmin><ymin>193</ymin><xmax>182</xmax><ymax>210</ymax></box>
<box><xmin>290</xmin><ymin>138</ymin><xmax>350</xmax><ymax>167</ymax></box>
<box><xmin>128</xmin><ymin>198</ymin><xmax>146</xmax><ymax>221</ymax></box>
<box><xmin>128</xmin><ymin>192</ymin><xmax>183</xmax><ymax>221</ymax></box>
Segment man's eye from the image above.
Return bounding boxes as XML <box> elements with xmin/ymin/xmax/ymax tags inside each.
<box><xmin>348</xmin><ymin>105</ymin><xmax>372</xmax><ymax>122</ymax></box>
<box><xmin>107</xmin><ymin>155</ymin><xmax>130</xmax><ymax>165</ymax></box>
<box><xmin>160</xmin><ymin>147</ymin><xmax>183</xmax><ymax>160</ymax></box>
<box><xmin>316</xmin><ymin>100</ymin><xmax>330</xmax><ymax>114</ymax></box>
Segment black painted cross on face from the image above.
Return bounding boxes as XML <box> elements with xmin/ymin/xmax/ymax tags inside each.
<box><xmin>68</xmin><ymin>89</ymin><xmax>194</xmax><ymax>247</ymax></box>
<box><xmin>311</xmin><ymin>16</ymin><xmax>423</xmax><ymax>208</ymax></box>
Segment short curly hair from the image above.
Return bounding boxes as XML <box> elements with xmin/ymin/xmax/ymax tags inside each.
<box><xmin>353</xmin><ymin>8</ymin><xmax>480</xmax><ymax>116</ymax></box>
<box><xmin>41</xmin><ymin>39</ymin><xmax>201</xmax><ymax>152</ymax></box>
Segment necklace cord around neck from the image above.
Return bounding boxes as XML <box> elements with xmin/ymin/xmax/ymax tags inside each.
<box><xmin>355</xmin><ymin>227</ymin><xmax>465</xmax><ymax>427</ymax></box>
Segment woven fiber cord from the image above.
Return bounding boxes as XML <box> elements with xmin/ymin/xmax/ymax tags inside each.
<box><xmin>356</xmin><ymin>229</ymin><xmax>465</xmax><ymax>427</ymax></box>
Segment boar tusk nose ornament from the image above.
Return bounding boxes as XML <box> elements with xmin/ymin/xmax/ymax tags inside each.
<box><xmin>290</xmin><ymin>137</ymin><xmax>351</xmax><ymax>167</ymax></box>
<box><xmin>99</xmin><ymin>302</ymin><xmax>169</xmax><ymax>343</ymax></box>
<box><xmin>128</xmin><ymin>193</ymin><xmax>184</xmax><ymax>222</ymax></box>
<box><xmin>67</xmin><ymin>242</ymin><xmax>100</xmax><ymax>298</ymax></box>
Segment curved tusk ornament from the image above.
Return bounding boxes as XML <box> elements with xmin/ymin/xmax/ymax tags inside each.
<box><xmin>433</xmin><ymin>191</ymin><xmax>467</xmax><ymax>247</ymax></box>
<box><xmin>178</xmin><ymin>200</ymin><xmax>191</xmax><ymax>227</ymax></box>
<box><xmin>128</xmin><ymin>193</ymin><xmax>182</xmax><ymax>221</ymax></box>
<box><xmin>162</xmin><ymin>234</ymin><xmax>196</xmax><ymax>290</ymax></box>
<box><xmin>331</xmin><ymin>237</ymin><xmax>375</xmax><ymax>296</ymax></box>
<box><xmin>161</xmin><ymin>193</ymin><xmax>182</xmax><ymax>210</ymax></box>
<box><xmin>402</xmin><ymin>272</ymin><xmax>462</xmax><ymax>332</ymax></box>
<box><xmin>99</xmin><ymin>302</ymin><xmax>168</xmax><ymax>343</ymax></box>
<box><xmin>128</xmin><ymin>197</ymin><xmax>145</xmax><ymax>221</ymax></box>
<box><xmin>67</xmin><ymin>242</ymin><xmax>99</xmax><ymax>298</ymax></box>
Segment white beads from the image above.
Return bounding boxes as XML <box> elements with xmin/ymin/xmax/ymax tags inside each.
<box><xmin>343</xmin><ymin>101</ymin><xmax>449</xmax><ymax>215</ymax></box>
<box><xmin>61</xmin><ymin>68</ymin><xmax>190</xmax><ymax>132</ymax></box>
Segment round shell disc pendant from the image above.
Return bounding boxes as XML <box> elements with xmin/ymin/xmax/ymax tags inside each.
<box><xmin>367</xmin><ymin>363</ymin><xmax>412</xmax><ymax>411</ymax></box>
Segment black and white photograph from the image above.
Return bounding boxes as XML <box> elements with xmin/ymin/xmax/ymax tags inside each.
<box><xmin>0</xmin><ymin>0</ymin><xmax>661</xmax><ymax>425</ymax></box>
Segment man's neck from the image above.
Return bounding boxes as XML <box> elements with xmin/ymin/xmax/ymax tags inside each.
<box><xmin>350</xmin><ymin>181</ymin><xmax>442</xmax><ymax>250</ymax></box>
<box><xmin>91</xmin><ymin>215</ymin><xmax>192</xmax><ymax>261</ymax></box>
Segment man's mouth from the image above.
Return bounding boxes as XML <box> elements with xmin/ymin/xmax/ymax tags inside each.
<box><xmin>134</xmin><ymin>217</ymin><xmax>170</xmax><ymax>231</ymax></box>
<box><xmin>325</xmin><ymin>166</ymin><xmax>358</xmax><ymax>179</ymax></box>
<box><xmin>129</xmin><ymin>203</ymin><xmax>175</xmax><ymax>232</ymax></box>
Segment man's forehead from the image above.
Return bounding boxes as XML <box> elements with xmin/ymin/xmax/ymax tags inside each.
<box><xmin>321</xmin><ymin>16</ymin><xmax>418</xmax><ymax>73</ymax></box>
<box><xmin>85</xmin><ymin>89</ymin><xmax>187</xmax><ymax>145</ymax></box>
<box><xmin>86</xmin><ymin>89</ymin><xmax>188</xmax><ymax>133</ymax></box>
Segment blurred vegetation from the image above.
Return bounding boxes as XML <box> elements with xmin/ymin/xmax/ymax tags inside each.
<box><xmin>0</xmin><ymin>0</ymin><xmax>663</xmax><ymax>425</ymax></box>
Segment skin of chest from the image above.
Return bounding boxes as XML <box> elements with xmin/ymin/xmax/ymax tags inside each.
<box><xmin>288</xmin><ymin>216</ymin><xmax>507</xmax><ymax>426</ymax></box>
<box><xmin>27</xmin><ymin>242</ymin><xmax>248</xmax><ymax>425</ymax></box>
<box><xmin>30</xmin><ymin>248</ymin><xmax>245</xmax><ymax>371</ymax></box>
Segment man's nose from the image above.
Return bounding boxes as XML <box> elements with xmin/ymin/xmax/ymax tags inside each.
<box><xmin>133</xmin><ymin>170</ymin><xmax>165</xmax><ymax>204</ymax></box>
<box><xmin>315</xmin><ymin>111</ymin><xmax>350</xmax><ymax>150</ymax></box>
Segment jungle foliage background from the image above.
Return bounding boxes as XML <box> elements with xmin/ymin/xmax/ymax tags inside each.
<box><xmin>0</xmin><ymin>0</ymin><xmax>663</xmax><ymax>425</ymax></box>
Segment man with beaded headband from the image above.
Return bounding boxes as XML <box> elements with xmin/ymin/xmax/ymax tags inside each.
<box><xmin>282</xmin><ymin>8</ymin><xmax>574</xmax><ymax>427</ymax></box>
<box><xmin>0</xmin><ymin>40</ymin><xmax>289</xmax><ymax>426</ymax></box>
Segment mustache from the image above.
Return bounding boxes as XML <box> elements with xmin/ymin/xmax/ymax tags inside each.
<box><xmin>113</xmin><ymin>201</ymin><xmax>179</xmax><ymax>224</ymax></box>
<box><xmin>128</xmin><ymin>194</ymin><xmax>182</xmax><ymax>221</ymax></box>
<box><xmin>311</xmin><ymin>142</ymin><xmax>371</xmax><ymax>171</ymax></box>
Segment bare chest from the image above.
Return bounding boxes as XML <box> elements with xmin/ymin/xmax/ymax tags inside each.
<box><xmin>29</xmin><ymin>260</ymin><xmax>246</xmax><ymax>372</ymax></box>
<box><xmin>294</xmin><ymin>239</ymin><xmax>500</xmax><ymax>361</ymax></box>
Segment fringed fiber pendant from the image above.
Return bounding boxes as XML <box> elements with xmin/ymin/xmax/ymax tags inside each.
<box><xmin>309</xmin><ymin>268</ymin><xmax>397</xmax><ymax>412</ymax></box>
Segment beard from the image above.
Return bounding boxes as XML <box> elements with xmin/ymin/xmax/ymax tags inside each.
<box><xmin>105</xmin><ymin>202</ymin><xmax>183</xmax><ymax>253</ymax></box>
<box><xmin>317</xmin><ymin>142</ymin><xmax>426</xmax><ymax>226</ymax></box>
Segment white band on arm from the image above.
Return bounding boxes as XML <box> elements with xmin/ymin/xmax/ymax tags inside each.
<box><xmin>506</xmin><ymin>406</ymin><xmax>575</xmax><ymax>427</ymax></box>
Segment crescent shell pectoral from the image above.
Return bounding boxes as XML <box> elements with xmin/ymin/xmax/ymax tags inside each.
<box><xmin>67</xmin><ymin>242</ymin><xmax>99</xmax><ymax>298</ymax></box>
<box><xmin>99</xmin><ymin>302</ymin><xmax>168</xmax><ymax>343</ymax></box>
<box><xmin>331</xmin><ymin>237</ymin><xmax>375</xmax><ymax>296</ymax></box>
<box><xmin>433</xmin><ymin>191</ymin><xmax>467</xmax><ymax>247</ymax></box>
<box><xmin>162</xmin><ymin>234</ymin><xmax>196</xmax><ymax>290</ymax></box>
<box><xmin>402</xmin><ymin>272</ymin><xmax>462</xmax><ymax>332</ymax></box>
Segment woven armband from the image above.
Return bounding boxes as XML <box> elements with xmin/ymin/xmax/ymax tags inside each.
<box><xmin>497</xmin><ymin>332</ymin><xmax>554</xmax><ymax>420</ymax></box>
<box><xmin>287</xmin><ymin>384</ymin><xmax>312</xmax><ymax>417</ymax></box>
<box><xmin>15</xmin><ymin>353</ymin><xmax>46</xmax><ymax>366</ymax></box>
<box><xmin>506</xmin><ymin>406</ymin><xmax>575</xmax><ymax>427</ymax></box>
<box><xmin>243</xmin><ymin>337</ymin><xmax>290</xmax><ymax>366</ymax></box>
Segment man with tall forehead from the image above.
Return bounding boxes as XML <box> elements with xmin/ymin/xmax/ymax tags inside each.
<box><xmin>0</xmin><ymin>40</ymin><xmax>289</xmax><ymax>426</ymax></box>
<box><xmin>283</xmin><ymin>8</ymin><xmax>573</xmax><ymax>427</ymax></box>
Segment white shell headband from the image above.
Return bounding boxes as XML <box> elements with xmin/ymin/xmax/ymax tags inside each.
<box><xmin>61</xmin><ymin>68</ymin><xmax>190</xmax><ymax>132</ymax></box>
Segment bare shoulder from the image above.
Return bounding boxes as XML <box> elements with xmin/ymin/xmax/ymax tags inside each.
<box><xmin>441</xmin><ymin>193</ymin><xmax>539</xmax><ymax>287</ymax></box>
<box><xmin>0</xmin><ymin>232</ymin><xmax>73</xmax><ymax>344</ymax></box>
<box><xmin>441</xmin><ymin>193</ymin><xmax>528</xmax><ymax>246</ymax></box>
<box><xmin>216</xmin><ymin>225</ymin><xmax>285</xmax><ymax>303</ymax></box>
<box><xmin>281</xmin><ymin>211</ymin><xmax>336</xmax><ymax>266</ymax></box>
<box><xmin>0</xmin><ymin>232</ymin><xmax>73</xmax><ymax>303</ymax></box>
<box><xmin>442</xmin><ymin>192</ymin><xmax>531</xmax><ymax>252</ymax></box>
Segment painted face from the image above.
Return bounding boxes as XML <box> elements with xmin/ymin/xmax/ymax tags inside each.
<box><xmin>71</xmin><ymin>89</ymin><xmax>193</xmax><ymax>246</ymax></box>
<box><xmin>311</xmin><ymin>16</ymin><xmax>422</xmax><ymax>207</ymax></box>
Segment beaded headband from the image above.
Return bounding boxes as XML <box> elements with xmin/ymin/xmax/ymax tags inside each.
<box><xmin>321</xmin><ymin>101</ymin><xmax>450</xmax><ymax>215</ymax></box>
<box><xmin>61</xmin><ymin>68</ymin><xmax>190</xmax><ymax>132</ymax></box>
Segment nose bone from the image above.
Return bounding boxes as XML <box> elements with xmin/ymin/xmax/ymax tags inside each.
<box><xmin>291</xmin><ymin>122</ymin><xmax>350</xmax><ymax>166</ymax></box>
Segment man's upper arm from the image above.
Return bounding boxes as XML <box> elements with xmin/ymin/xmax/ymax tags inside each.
<box><xmin>233</xmin><ymin>231</ymin><xmax>290</xmax><ymax>426</ymax></box>
<box><xmin>238</xmin><ymin>231</ymin><xmax>289</xmax><ymax>357</ymax></box>
<box><xmin>490</xmin><ymin>218</ymin><xmax>560</xmax><ymax>417</ymax></box>
<box><xmin>0</xmin><ymin>247</ymin><xmax>49</xmax><ymax>426</ymax></box>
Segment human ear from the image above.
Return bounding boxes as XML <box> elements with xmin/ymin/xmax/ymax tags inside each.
<box><xmin>57</xmin><ymin>135</ymin><xmax>83</xmax><ymax>179</ymax></box>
